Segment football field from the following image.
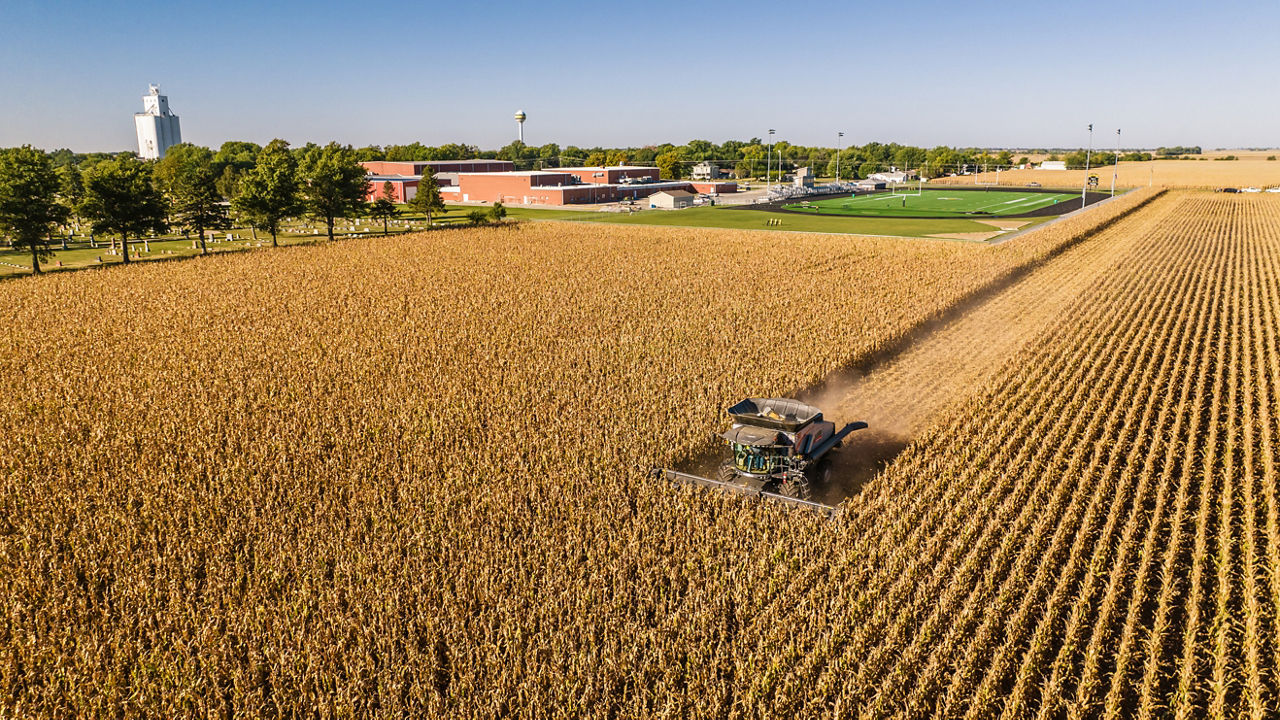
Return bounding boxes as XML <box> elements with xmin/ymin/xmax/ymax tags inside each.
<box><xmin>782</xmin><ymin>189</ymin><xmax>1078</xmax><ymax>218</ymax></box>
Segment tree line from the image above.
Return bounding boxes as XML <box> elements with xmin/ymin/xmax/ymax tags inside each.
<box><xmin>342</xmin><ymin>139</ymin><xmax>1168</xmax><ymax>180</ymax></box>
<box><xmin>0</xmin><ymin>141</ymin><xmax>448</xmax><ymax>274</ymax></box>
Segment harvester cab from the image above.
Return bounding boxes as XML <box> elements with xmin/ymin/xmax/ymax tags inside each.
<box><xmin>653</xmin><ymin>397</ymin><xmax>867</xmax><ymax>514</ymax></box>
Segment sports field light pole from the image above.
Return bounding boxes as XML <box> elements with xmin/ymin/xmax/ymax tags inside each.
<box><xmin>1111</xmin><ymin>128</ymin><xmax>1121</xmax><ymax>196</ymax></box>
<box><xmin>836</xmin><ymin>131</ymin><xmax>844</xmax><ymax>184</ymax></box>
<box><xmin>1082</xmin><ymin>123</ymin><xmax>1094</xmax><ymax>209</ymax></box>
<box><xmin>767</xmin><ymin>128</ymin><xmax>775</xmax><ymax>194</ymax></box>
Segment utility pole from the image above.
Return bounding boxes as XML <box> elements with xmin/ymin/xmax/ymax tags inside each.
<box><xmin>1111</xmin><ymin>128</ymin><xmax>1120</xmax><ymax>196</ymax></box>
<box><xmin>767</xmin><ymin>128</ymin><xmax>775</xmax><ymax>194</ymax></box>
<box><xmin>836</xmin><ymin>131</ymin><xmax>844</xmax><ymax>184</ymax></box>
<box><xmin>1082</xmin><ymin>123</ymin><xmax>1094</xmax><ymax>209</ymax></box>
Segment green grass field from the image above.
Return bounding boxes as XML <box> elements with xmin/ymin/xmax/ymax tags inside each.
<box><xmin>782</xmin><ymin>189</ymin><xmax>1077</xmax><ymax>218</ymax></box>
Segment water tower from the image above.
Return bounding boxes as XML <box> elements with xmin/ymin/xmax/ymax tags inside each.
<box><xmin>514</xmin><ymin>110</ymin><xmax>527</xmax><ymax>143</ymax></box>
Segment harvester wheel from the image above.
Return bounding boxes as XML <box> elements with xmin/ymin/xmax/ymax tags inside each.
<box><xmin>718</xmin><ymin>463</ymin><xmax>737</xmax><ymax>483</ymax></box>
<box><xmin>777</xmin><ymin>474</ymin><xmax>812</xmax><ymax>501</ymax></box>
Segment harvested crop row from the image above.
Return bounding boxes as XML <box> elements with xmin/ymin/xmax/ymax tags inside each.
<box><xmin>813</xmin><ymin>193</ymin><xmax>1280</xmax><ymax>717</ymax></box>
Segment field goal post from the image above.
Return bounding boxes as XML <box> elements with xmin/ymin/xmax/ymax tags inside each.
<box><xmin>890</xmin><ymin>179</ymin><xmax>923</xmax><ymax>196</ymax></box>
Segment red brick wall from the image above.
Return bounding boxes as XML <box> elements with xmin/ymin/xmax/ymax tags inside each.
<box><xmin>364</xmin><ymin>178</ymin><xmax>420</xmax><ymax>203</ymax></box>
<box><xmin>557</xmin><ymin>167</ymin><xmax>660</xmax><ymax>185</ymax></box>
<box><xmin>455</xmin><ymin>174</ymin><xmax>534</xmax><ymax>204</ymax></box>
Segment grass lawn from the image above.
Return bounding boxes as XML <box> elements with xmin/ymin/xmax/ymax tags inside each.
<box><xmin>782</xmin><ymin>189</ymin><xmax>1076</xmax><ymax>217</ymax></box>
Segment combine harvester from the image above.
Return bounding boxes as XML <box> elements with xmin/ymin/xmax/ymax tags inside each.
<box><xmin>653</xmin><ymin>398</ymin><xmax>867</xmax><ymax>515</ymax></box>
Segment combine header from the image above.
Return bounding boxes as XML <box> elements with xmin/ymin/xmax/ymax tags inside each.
<box><xmin>653</xmin><ymin>398</ymin><xmax>867</xmax><ymax>515</ymax></box>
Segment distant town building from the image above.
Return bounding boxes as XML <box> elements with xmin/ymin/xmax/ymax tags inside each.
<box><xmin>649</xmin><ymin>189</ymin><xmax>696</xmax><ymax>209</ymax></box>
<box><xmin>1039</xmin><ymin>160</ymin><xmax>1067</xmax><ymax>170</ymax></box>
<box><xmin>691</xmin><ymin>161</ymin><xmax>723</xmax><ymax>180</ymax></box>
<box><xmin>438</xmin><ymin>166</ymin><xmax>735</xmax><ymax>206</ymax></box>
<box><xmin>869</xmin><ymin>169</ymin><xmax>915</xmax><ymax>184</ymax></box>
<box><xmin>134</xmin><ymin>85</ymin><xmax>181</xmax><ymax>160</ymax></box>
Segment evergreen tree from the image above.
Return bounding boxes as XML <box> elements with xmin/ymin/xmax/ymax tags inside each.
<box><xmin>406</xmin><ymin>166</ymin><xmax>445</xmax><ymax>227</ymax></box>
<box><xmin>368</xmin><ymin>182</ymin><xmax>399</xmax><ymax>235</ymax></box>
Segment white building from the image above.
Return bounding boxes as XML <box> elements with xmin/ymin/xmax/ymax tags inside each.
<box><xmin>134</xmin><ymin>85</ymin><xmax>181</xmax><ymax>160</ymax></box>
<box><xmin>1039</xmin><ymin>160</ymin><xmax>1067</xmax><ymax>171</ymax></box>
<box><xmin>869</xmin><ymin>169</ymin><xmax>914</xmax><ymax>184</ymax></box>
<box><xmin>649</xmin><ymin>189</ymin><xmax>695</xmax><ymax>209</ymax></box>
<box><xmin>691</xmin><ymin>161</ymin><xmax>722</xmax><ymax>180</ymax></box>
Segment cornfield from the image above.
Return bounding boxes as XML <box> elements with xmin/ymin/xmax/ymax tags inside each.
<box><xmin>12</xmin><ymin>187</ymin><xmax>1278</xmax><ymax>718</ymax></box>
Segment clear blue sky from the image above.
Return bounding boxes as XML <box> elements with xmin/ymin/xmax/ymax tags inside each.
<box><xmin>2</xmin><ymin>0</ymin><xmax>1276</xmax><ymax>152</ymax></box>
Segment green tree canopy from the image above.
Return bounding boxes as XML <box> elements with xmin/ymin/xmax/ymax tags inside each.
<box><xmin>488</xmin><ymin>201</ymin><xmax>506</xmax><ymax>223</ymax></box>
<box><xmin>0</xmin><ymin>146</ymin><xmax>68</xmax><ymax>274</ymax></box>
<box><xmin>81</xmin><ymin>154</ymin><xmax>167</xmax><ymax>264</ymax></box>
<box><xmin>57</xmin><ymin>162</ymin><xmax>86</xmax><ymax>238</ymax></box>
<box><xmin>655</xmin><ymin>150</ymin><xmax>685</xmax><ymax>179</ymax></box>
<box><xmin>406</xmin><ymin>166</ymin><xmax>445</xmax><ymax>227</ymax></box>
<box><xmin>155</xmin><ymin>144</ymin><xmax>230</xmax><ymax>255</ymax></box>
<box><xmin>298</xmin><ymin>142</ymin><xmax>369</xmax><ymax>242</ymax></box>
<box><xmin>368</xmin><ymin>182</ymin><xmax>400</xmax><ymax>235</ymax></box>
<box><xmin>233</xmin><ymin>139</ymin><xmax>303</xmax><ymax>247</ymax></box>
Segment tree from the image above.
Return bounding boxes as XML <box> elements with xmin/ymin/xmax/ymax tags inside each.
<box><xmin>155</xmin><ymin>144</ymin><xmax>229</xmax><ymax>255</ymax></box>
<box><xmin>655</xmin><ymin>150</ymin><xmax>685</xmax><ymax>179</ymax></box>
<box><xmin>466</xmin><ymin>208</ymin><xmax>488</xmax><ymax>225</ymax></box>
<box><xmin>0</xmin><ymin>146</ymin><xmax>68</xmax><ymax>274</ymax></box>
<box><xmin>57</xmin><ymin>163</ymin><xmax>86</xmax><ymax>248</ymax></box>
<box><xmin>298</xmin><ymin>142</ymin><xmax>369</xmax><ymax>242</ymax></box>
<box><xmin>368</xmin><ymin>182</ymin><xmax>400</xmax><ymax>235</ymax></box>
<box><xmin>741</xmin><ymin>145</ymin><xmax>765</xmax><ymax>178</ymax></box>
<box><xmin>585</xmin><ymin>151</ymin><xmax>607</xmax><ymax>167</ymax></box>
<box><xmin>81</xmin><ymin>154</ymin><xmax>167</xmax><ymax>264</ymax></box>
<box><xmin>488</xmin><ymin>201</ymin><xmax>507</xmax><ymax>223</ymax></box>
<box><xmin>406</xmin><ymin>167</ymin><xmax>445</xmax><ymax>227</ymax></box>
<box><xmin>233</xmin><ymin>139</ymin><xmax>302</xmax><ymax>248</ymax></box>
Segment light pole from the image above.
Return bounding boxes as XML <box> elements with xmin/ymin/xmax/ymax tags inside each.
<box><xmin>1082</xmin><ymin>123</ymin><xmax>1093</xmax><ymax>209</ymax></box>
<box><xmin>836</xmin><ymin>131</ymin><xmax>844</xmax><ymax>184</ymax></box>
<box><xmin>1111</xmin><ymin>128</ymin><xmax>1120</xmax><ymax>196</ymax></box>
<box><xmin>767</xmin><ymin>128</ymin><xmax>775</xmax><ymax>193</ymax></box>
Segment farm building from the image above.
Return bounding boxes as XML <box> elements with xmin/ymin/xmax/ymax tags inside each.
<box><xmin>649</xmin><ymin>190</ymin><xmax>695</xmax><ymax>209</ymax></box>
<box><xmin>1039</xmin><ymin>160</ymin><xmax>1067</xmax><ymax>170</ymax></box>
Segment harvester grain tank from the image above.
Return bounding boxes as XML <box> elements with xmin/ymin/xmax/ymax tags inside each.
<box><xmin>653</xmin><ymin>398</ymin><xmax>867</xmax><ymax>514</ymax></box>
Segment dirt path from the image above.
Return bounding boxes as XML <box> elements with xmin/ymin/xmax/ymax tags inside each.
<box><xmin>799</xmin><ymin>193</ymin><xmax>1185</xmax><ymax>504</ymax></box>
